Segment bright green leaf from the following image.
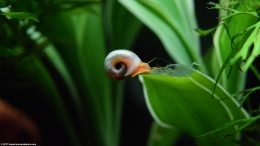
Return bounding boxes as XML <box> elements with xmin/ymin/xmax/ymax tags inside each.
<box><xmin>195</xmin><ymin>27</ymin><xmax>217</xmax><ymax>36</ymax></box>
<box><xmin>139</xmin><ymin>65</ymin><xmax>249</xmax><ymax>146</ymax></box>
<box><xmin>2</xmin><ymin>12</ymin><xmax>38</xmax><ymax>22</ymax></box>
<box><xmin>119</xmin><ymin>0</ymin><xmax>205</xmax><ymax>71</ymax></box>
<box><xmin>241</xmin><ymin>26</ymin><xmax>260</xmax><ymax>71</ymax></box>
<box><xmin>212</xmin><ymin>2</ymin><xmax>259</xmax><ymax>94</ymax></box>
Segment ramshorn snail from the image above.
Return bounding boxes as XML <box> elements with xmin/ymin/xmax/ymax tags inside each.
<box><xmin>104</xmin><ymin>49</ymin><xmax>150</xmax><ymax>80</ymax></box>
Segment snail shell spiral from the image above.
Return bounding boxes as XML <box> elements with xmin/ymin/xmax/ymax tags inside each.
<box><xmin>104</xmin><ymin>49</ymin><xmax>150</xmax><ymax>80</ymax></box>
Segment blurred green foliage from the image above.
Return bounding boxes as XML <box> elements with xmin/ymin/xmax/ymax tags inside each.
<box><xmin>0</xmin><ymin>0</ymin><xmax>259</xmax><ymax>146</ymax></box>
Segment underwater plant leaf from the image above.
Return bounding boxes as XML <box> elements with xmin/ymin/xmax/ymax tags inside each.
<box><xmin>237</xmin><ymin>86</ymin><xmax>260</xmax><ymax>105</ymax></box>
<box><xmin>241</xmin><ymin>25</ymin><xmax>260</xmax><ymax>71</ymax></box>
<box><xmin>139</xmin><ymin>65</ymin><xmax>249</xmax><ymax>146</ymax></box>
<box><xmin>18</xmin><ymin>56</ymin><xmax>81</xmax><ymax>146</ymax></box>
<box><xmin>195</xmin><ymin>27</ymin><xmax>217</xmax><ymax>36</ymax></box>
<box><xmin>212</xmin><ymin>2</ymin><xmax>259</xmax><ymax>94</ymax></box>
<box><xmin>44</xmin><ymin>43</ymin><xmax>87</xmax><ymax>128</ymax></box>
<box><xmin>39</xmin><ymin>7</ymin><xmax>107</xmax><ymax>145</ymax></box>
<box><xmin>102</xmin><ymin>1</ymin><xmax>142</xmax><ymax>145</ymax></box>
<box><xmin>72</xmin><ymin>10</ymin><xmax>116</xmax><ymax>146</ymax></box>
<box><xmin>62</xmin><ymin>11</ymin><xmax>111</xmax><ymax>145</ymax></box>
<box><xmin>119</xmin><ymin>0</ymin><xmax>205</xmax><ymax>71</ymax></box>
<box><xmin>229</xmin><ymin>22</ymin><xmax>260</xmax><ymax>72</ymax></box>
<box><xmin>56</xmin><ymin>0</ymin><xmax>100</xmax><ymax>10</ymax></box>
<box><xmin>41</xmin><ymin>3</ymin><xmax>134</xmax><ymax>145</ymax></box>
<box><xmin>102</xmin><ymin>0</ymin><xmax>142</xmax><ymax>50</ymax></box>
<box><xmin>250</xmin><ymin>65</ymin><xmax>260</xmax><ymax>80</ymax></box>
<box><xmin>1</xmin><ymin>12</ymin><xmax>38</xmax><ymax>22</ymax></box>
<box><xmin>0</xmin><ymin>47</ymin><xmax>23</xmax><ymax>57</ymax></box>
<box><xmin>148</xmin><ymin>122</ymin><xmax>181</xmax><ymax>146</ymax></box>
<box><xmin>197</xmin><ymin>115</ymin><xmax>260</xmax><ymax>138</ymax></box>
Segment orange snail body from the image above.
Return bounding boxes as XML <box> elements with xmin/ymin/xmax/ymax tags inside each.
<box><xmin>104</xmin><ymin>50</ymin><xmax>151</xmax><ymax>80</ymax></box>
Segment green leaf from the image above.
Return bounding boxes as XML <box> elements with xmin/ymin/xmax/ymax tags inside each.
<box><xmin>40</xmin><ymin>3</ymin><xmax>137</xmax><ymax>145</ymax></box>
<box><xmin>102</xmin><ymin>1</ymin><xmax>142</xmax><ymax>145</ymax></box>
<box><xmin>0</xmin><ymin>47</ymin><xmax>23</xmax><ymax>57</ymax></box>
<box><xmin>56</xmin><ymin>0</ymin><xmax>100</xmax><ymax>10</ymax></box>
<box><xmin>212</xmin><ymin>2</ymin><xmax>259</xmax><ymax>94</ymax></box>
<box><xmin>197</xmin><ymin>115</ymin><xmax>260</xmax><ymax>138</ymax></box>
<box><xmin>18</xmin><ymin>56</ymin><xmax>81</xmax><ymax>146</ymax></box>
<box><xmin>102</xmin><ymin>0</ymin><xmax>142</xmax><ymax>50</ymax></box>
<box><xmin>148</xmin><ymin>122</ymin><xmax>181</xmax><ymax>146</ymax></box>
<box><xmin>43</xmin><ymin>43</ymin><xmax>88</xmax><ymax>134</ymax></box>
<box><xmin>235</xmin><ymin>86</ymin><xmax>260</xmax><ymax>105</ymax></box>
<box><xmin>241</xmin><ymin>25</ymin><xmax>260</xmax><ymax>71</ymax></box>
<box><xmin>71</xmin><ymin>10</ymin><xmax>114</xmax><ymax>146</ymax></box>
<box><xmin>230</xmin><ymin>23</ymin><xmax>259</xmax><ymax>64</ymax></box>
<box><xmin>119</xmin><ymin>0</ymin><xmax>205</xmax><ymax>71</ymax></box>
<box><xmin>250</xmin><ymin>65</ymin><xmax>260</xmax><ymax>80</ymax></box>
<box><xmin>2</xmin><ymin>12</ymin><xmax>39</xmax><ymax>22</ymax></box>
<box><xmin>195</xmin><ymin>27</ymin><xmax>217</xmax><ymax>36</ymax></box>
<box><xmin>139</xmin><ymin>65</ymin><xmax>249</xmax><ymax>146</ymax></box>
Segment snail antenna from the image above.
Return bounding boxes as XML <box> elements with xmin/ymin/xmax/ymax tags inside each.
<box><xmin>147</xmin><ymin>57</ymin><xmax>157</xmax><ymax>64</ymax></box>
<box><xmin>147</xmin><ymin>57</ymin><xmax>172</xmax><ymax>65</ymax></box>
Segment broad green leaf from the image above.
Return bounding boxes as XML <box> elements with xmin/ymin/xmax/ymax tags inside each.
<box><xmin>1</xmin><ymin>12</ymin><xmax>38</xmax><ymax>22</ymax></box>
<box><xmin>119</xmin><ymin>0</ymin><xmax>205</xmax><ymax>71</ymax></box>
<box><xmin>139</xmin><ymin>65</ymin><xmax>249</xmax><ymax>146</ymax></box>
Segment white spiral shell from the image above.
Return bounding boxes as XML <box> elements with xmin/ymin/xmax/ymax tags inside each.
<box><xmin>104</xmin><ymin>49</ymin><xmax>142</xmax><ymax>79</ymax></box>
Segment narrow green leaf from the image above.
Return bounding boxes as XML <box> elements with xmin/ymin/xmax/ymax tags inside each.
<box><xmin>241</xmin><ymin>26</ymin><xmax>260</xmax><ymax>71</ymax></box>
<box><xmin>139</xmin><ymin>65</ymin><xmax>249</xmax><ymax>146</ymax></box>
<box><xmin>212</xmin><ymin>1</ymin><xmax>259</xmax><ymax>94</ymax></box>
<box><xmin>56</xmin><ymin>0</ymin><xmax>100</xmax><ymax>10</ymax></box>
<box><xmin>197</xmin><ymin>115</ymin><xmax>260</xmax><ymax>138</ymax></box>
<box><xmin>235</xmin><ymin>86</ymin><xmax>260</xmax><ymax>106</ymax></box>
<box><xmin>195</xmin><ymin>27</ymin><xmax>217</xmax><ymax>36</ymax></box>
<box><xmin>230</xmin><ymin>22</ymin><xmax>260</xmax><ymax>65</ymax></box>
<box><xmin>250</xmin><ymin>65</ymin><xmax>260</xmax><ymax>80</ymax></box>
<box><xmin>0</xmin><ymin>47</ymin><xmax>23</xmax><ymax>57</ymax></box>
<box><xmin>19</xmin><ymin>56</ymin><xmax>81</xmax><ymax>146</ymax></box>
<box><xmin>2</xmin><ymin>12</ymin><xmax>38</xmax><ymax>22</ymax></box>
<box><xmin>44</xmin><ymin>43</ymin><xmax>88</xmax><ymax>130</ymax></box>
